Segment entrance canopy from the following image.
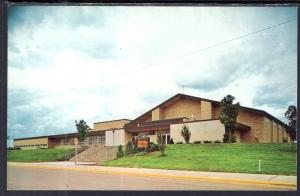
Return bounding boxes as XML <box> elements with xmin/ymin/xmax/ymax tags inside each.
<box><xmin>235</xmin><ymin>122</ymin><xmax>251</xmax><ymax>132</ymax></box>
<box><xmin>125</xmin><ymin>117</ymin><xmax>188</xmax><ymax>133</ymax></box>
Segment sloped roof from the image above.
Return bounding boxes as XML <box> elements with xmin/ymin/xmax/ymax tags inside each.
<box><xmin>125</xmin><ymin>93</ymin><xmax>287</xmax><ymax>128</ymax></box>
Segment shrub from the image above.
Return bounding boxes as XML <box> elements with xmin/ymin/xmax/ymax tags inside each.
<box><xmin>214</xmin><ymin>140</ymin><xmax>222</xmax><ymax>143</ymax></box>
<box><xmin>231</xmin><ymin>135</ymin><xmax>237</xmax><ymax>143</ymax></box>
<box><xmin>283</xmin><ymin>137</ymin><xmax>288</xmax><ymax>143</ymax></box>
<box><xmin>125</xmin><ymin>141</ymin><xmax>135</xmax><ymax>156</ymax></box>
<box><xmin>176</xmin><ymin>142</ymin><xmax>183</xmax><ymax>144</ymax></box>
<box><xmin>133</xmin><ymin>145</ymin><xmax>143</xmax><ymax>153</ymax></box>
<box><xmin>170</xmin><ymin>138</ymin><xmax>174</xmax><ymax>144</ymax></box>
<box><xmin>181</xmin><ymin>125</ymin><xmax>191</xmax><ymax>143</ymax></box>
<box><xmin>193</xmin><ymin>141</ymin><xmax>201</xmax><ymax>144</ymax></box>
<box><xmin>145</xmin><ymin>142</ymin><xmax>159</xmax><ymax>153</ymax></box>
<box><xmin>203</xmin><ymin>141</ymin><xmax>212</xmax><ymax>143</ymax></box>
<box><xmin>223</xmin><ymin>134</ymin><xmax>230</xmax><ymax>143</ymax></box>
<box><xmin>116</xmin><ymin>145</ymin><xmax>124</xmax><ymax>158</ymax></box>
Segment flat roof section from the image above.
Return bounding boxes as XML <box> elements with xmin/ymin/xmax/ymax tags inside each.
<box><xmin>93</xmin><ymin>119</ymin><xmax>131</xmax><ymax>124</ymax></box>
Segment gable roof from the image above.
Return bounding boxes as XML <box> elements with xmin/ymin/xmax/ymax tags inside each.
<box><xmin>125</xmin><ymin>93</ymin><xmax>287</xmax><ymax>128</ymax></box>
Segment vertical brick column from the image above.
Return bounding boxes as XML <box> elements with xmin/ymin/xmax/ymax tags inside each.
<box><xmin>200</xmin><ymin>101</ymin><xmax>212</xmax><ymax>120</ymax></box>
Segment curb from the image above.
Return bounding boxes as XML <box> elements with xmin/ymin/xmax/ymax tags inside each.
<box><xmin>8</xmin><ymin>163</ymin><xmax>296</xmax><ymax>188</ymax></box>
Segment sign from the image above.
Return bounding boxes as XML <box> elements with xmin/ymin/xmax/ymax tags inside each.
<box><xmin>136</xmin><ymin>138</ymin><xmax>150</xmax><ymax>148</ymax></box>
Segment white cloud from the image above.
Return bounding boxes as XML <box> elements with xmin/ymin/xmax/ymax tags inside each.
<box><xmin>8</xmin><ymin>6</ymin><xmax>297</xmax><ymax>139</ymax></box>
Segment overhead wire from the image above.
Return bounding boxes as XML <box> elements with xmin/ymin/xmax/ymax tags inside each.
<box><xmin>8</xmin><ymin>17</ymin><xmax>296</xmax><ymax>106</ymax></box>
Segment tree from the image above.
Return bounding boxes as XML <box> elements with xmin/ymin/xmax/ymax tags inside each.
<box><xmin>125</xmin><ymin>141</ymin><xmax>134</xmax><ymax>156</ymax></box>
<box><xmin>75</xmin><ymin>120</ymin><xmax>90</xmax><ymax>142</ymax></box>
<box><xmin>219</xmin><ymin>95</ymin><xmax>240</xmax><ymax>143</ymax></box>
<box><xmin>116</xmin><ymin>145</ymin><xmax>124</xmax><ymax>158</ymax></box>
<box><xmin>157</xmin><ymin>132</ymin><xmax>166</xmax><ymax>156</ymax></box>
<box><xmin>181</xmin><ymin>124</ymin><xmax>191</xmax><ymax>144</ymax></box>
<box><xmin>285</xmin><ymin>105</ymin><xmax>297</xmax><ymax>150</ymax></box>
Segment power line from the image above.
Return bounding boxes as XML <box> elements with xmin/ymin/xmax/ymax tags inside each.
<box><xmin>138</xmin><ymin>17</ymin><xmax>296</xmax><ymax>71</ymax></box>
<box><xmin>9</xmin><ymin>17</ymin><xmax>296</xmax><ymax>106</ymax></box>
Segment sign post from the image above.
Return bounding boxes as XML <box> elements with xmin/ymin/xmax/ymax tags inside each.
<box><xmin>75</xmin><ymin>139</ymin><xmax>78</xmax><ymax>165</ymax></box>
<box><xmin>136</xmin><ymin>136</ymin><xmax>150</xmax><ymax>149</ymax></box>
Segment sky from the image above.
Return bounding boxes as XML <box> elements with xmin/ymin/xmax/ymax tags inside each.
<box><xmin>7</xmin><ymin>6</ymin><xmax>297</xmax><ymax>145</ymax></box>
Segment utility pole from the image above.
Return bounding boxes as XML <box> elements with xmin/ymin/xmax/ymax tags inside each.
<box><xmin>182</xmin><ymin>85</ymin><xmax>185</xmax><ymax>94</ymax></box>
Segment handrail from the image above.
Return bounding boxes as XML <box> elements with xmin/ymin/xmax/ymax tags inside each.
<box><xmin>64</xmin><ymin>145</ymin><xmax>89</xmax><ymax>160</ymax></box>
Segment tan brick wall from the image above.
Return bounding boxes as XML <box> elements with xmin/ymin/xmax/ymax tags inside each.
<box><xmin>161</xmin><ymin>98</ymin><xmax>201</xmax><ymax>120</ymax></box>
<box><xmin>212</xmin><ymin>105</ymin><xmax>221</xmax><ymax>119</ymax></box>
<box><xmin>262</xmin><ymin>117</ymin><xmax>286</xmax><ymax>144</ymax></box>
<box><xmin>278</xmin><ymin>125</ymin><xmax>283</xmax><ymax>143</ymax></box>
<box><xmin>152</xmin><ymin>108</ymin><xmax>162</xmax><ymax>121</ymax></box>
<box><xmin>93</xmin><ymin>119</ymin><xmax>130</xmax><ymax>131</ymax></box>
<box><xmin>14</xmin><ymin>137</ymin><xmax>48</xmax><ymax>149</ymax></box>
<box><xmin>212</xmin><ymin>104</ymin><xmax>288</xmax><ymax>143</ymax></box>
<box><xmin>236</xmin><ymin>110</ymin><xmax>265</xmax><ymax>142</ymax></box>
<box><xmin>170</xmin><ymin>120</ymin><xmax>225</xmax><ymax>143</ymax></box>
<box><xmin>124</xmin><ymin>131</ymin><xmax>132</xmax><ymax>145</ymax></box>
<box><xmin>264</xmin><ymin>118</ymin><xmax>272</xmax><ymax>143</ymax></box>
<box><xmin>19</xmin><ymin>146</ymin><xmax>40</xmax><ymax>150</ymax></box>
<box><xmin>200</xmin><ymin>101</ymin><xmax>212</xmax><ymax>120</ymax></box>
<box><xmin>48</xmin><ymin>139</ymin><xmax>56</xmax><ymax>148</ymax></box>
<box><xmin>235</xmin><ymin>130</ymin><xmax>241</xmax><ymax>143</ymax></box>
<box><xmin>276</xmin><ymin>124</ymin><xmax>280</xmax><ymax>143</ymax></box>
<box><xmin>272</xmin><ymin>120</ymin><xmax>278</xmax><ymax>143</ymax></box>
<box><xmin>105</xmin><ymin>129</ymin><xmax>127</xmax><ymax>146</ymax></box>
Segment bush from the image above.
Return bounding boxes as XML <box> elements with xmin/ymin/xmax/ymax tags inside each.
<box><xmin>170</xmin><ymin>138</ymin><xmax>174</xmax><ymax>144</ymax></box>
<box><xmin>116</xmin><ymin>145</ymin><xmax>124</xmax><ymax>158</ymax></box>
<box><xmin>223</xmin><ymin>134</ymin><xmax>230</xmax><ymax>143</ymax></box>
<box><xmin>181</xmin><ymin>125</ymin><xmax>191</xmax><ymax>143</ymax></box>
<box><xmin>203</xmin><ymin>141</ymin><xmax>212</xmax><ymax>143</ymax></box>
<box><xmin>193</xmin><ymin>141</ymin><xmax>202</xmax><ymax>144</ymax></box>
<box><xmin>214</xmin><ymin>140</ymin><xmax>222</xmax><ymax>143</ymax></box>
<box><xmin>145</xmin><ymin>142</ymin><xmax>159</xmax><ymax>153</ymax></box>
<box><xmin>231</xmin><ymin>135</ymin><xmax>237</xmax><ymax>143</ymax></box>
<box><xmin>283</xmin><ymin>137</ymin><xmax>288</xmax><ymax>143</ymax></box>
<box><xmin>125</xmin><ymin>141</ymin><xmax>135</xmax><ymax>156</ymax></box>
<box><xmin>133</xmin><ymin>145</ymin><xmax>143</xmax><ymax>153</ymax></box>
<box><xmin>176</xmin><ymin>142</ymin><xmax>183</xmax><ymax>144</ymax></box>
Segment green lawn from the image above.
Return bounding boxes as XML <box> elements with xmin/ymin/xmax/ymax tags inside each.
<box><xmin>102</xmin><ymin>143</ymin><xmax>297</xmax><ymax>175</ymax></box>
<box><xmin>7</xmin><ymin>148</ymin><xmax>74</xmax><ymax>162</ymax></box>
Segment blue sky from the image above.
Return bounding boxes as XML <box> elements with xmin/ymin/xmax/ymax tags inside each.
<box><xmin>7</xmin><ymin>6</ymin><xmax>297</xmax><ymax>145</ymax></box>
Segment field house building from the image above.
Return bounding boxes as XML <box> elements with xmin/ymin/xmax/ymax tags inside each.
<box><xmin>13</xmin><ymin>94</ymin><xmax>290</xmax><ymax>150</ymax></box>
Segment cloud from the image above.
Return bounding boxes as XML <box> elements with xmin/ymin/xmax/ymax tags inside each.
<box><xmin>7</xmin><ymin>6</ymin><xmax>297</xmax><ymax>140</ymax></box>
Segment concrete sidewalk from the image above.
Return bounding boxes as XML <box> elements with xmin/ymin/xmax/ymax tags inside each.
<box><xmin>8</xmin><ymin>161</ymin><xmax>297</xmax><ymax>188</ymax></box>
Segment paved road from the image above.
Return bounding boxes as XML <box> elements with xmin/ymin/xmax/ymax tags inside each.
<box><xmin>7</xmin><ymin>165</ymin><xmax>294</xmax><ymax>190</ymax></box>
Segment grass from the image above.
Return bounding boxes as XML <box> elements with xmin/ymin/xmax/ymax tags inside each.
<box><xmin>102</xmin><ymin>143</ymin><xmax>297</xmax><ymax>175</ymax></box>
<box><xmin>7</xmin><ymin>148</ymin><xmax>74</xmax><ymax>162</ymax></box>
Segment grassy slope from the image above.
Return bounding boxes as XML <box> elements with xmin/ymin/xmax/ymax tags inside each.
<box><xmin>7</xmin><ymin>148</ymin><xmax>74</xmax><ymax>162</ymax></box>
<box><xmin>103</xmin><ymin>144</ymin><xmax>296</xmax><ymax>175</ymax></box>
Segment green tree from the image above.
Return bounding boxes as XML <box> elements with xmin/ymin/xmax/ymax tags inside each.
<box><xmin>219</xmin><ymin>95</ymin><xmax>240</xmax><ymax>143</ymax></box>
<box><xmin>181</xmin><ymin>124</ymin><xmax>191</xmax><ymax>144</ymax></box>
<box><xmin>157</xmin><ymin>133</ymin><xmax>166</xmax><ymax>156</ymax></box>
<box><xmin>116</xmin><ymin>145</ymin><xmax>124</xmax><ymax>158</ymax></box>
<box><xmin>284</xmin><ymin>105</ymin><xmax>297</xmax><ymax>150</ymax></box>
<box><xmin>125</xmin><ymin>141</ymin><xmax>134</xmax><ymax>156</ymax></box>
<box><xmin>75</xmin><ymin>120</ymin><xmax>90</xmax><ymax>142</ymax></box>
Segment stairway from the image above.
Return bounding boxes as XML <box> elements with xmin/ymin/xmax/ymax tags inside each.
<box><xmin>69</xmin><ymin>144</ymin><xmax>117</xmax><ymax>163</ymax></box>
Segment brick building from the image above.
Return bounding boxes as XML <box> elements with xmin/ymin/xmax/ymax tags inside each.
<box><xmin>13</xmin><ymin>93</ymin><xmax>290</xmax><ymax>149</ymax></box>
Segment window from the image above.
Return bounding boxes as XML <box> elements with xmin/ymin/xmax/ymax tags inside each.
<box><xmin>149</xmin><ymin>131</ymin><xmax>155</xmax><ymax>135</ymax></box>
<box><xmin>63</xmin><ymin>137</ymin><xmax>69</xmax><ymax>144</ymax></box>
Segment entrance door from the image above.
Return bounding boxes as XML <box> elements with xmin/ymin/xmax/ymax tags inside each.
<box><xmin>162</xmin><ymin>134</ymin><xmax>171</xmax><ymax>144</ymax></box>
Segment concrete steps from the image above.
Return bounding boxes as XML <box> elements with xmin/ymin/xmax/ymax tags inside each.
<box><xmin>69</xmin><ymin>144</ymin><xmax>117</xmax><ymax>162</ymax></box>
